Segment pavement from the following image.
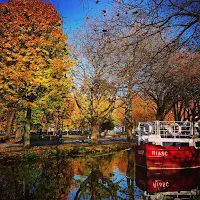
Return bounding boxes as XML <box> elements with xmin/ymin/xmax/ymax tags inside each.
<box><xmin>0</xmin><ymin>137</ymin><xmax>128</xmax><ymax>149</ymax></box>
<box><xmin>0</xmin><ymin>139</ymin><xmax>23</xmax><ymax>148</ymax></box>
<box><xmin>63</xmin><ymin>137</ymin><xmax>127</xmax><ymax>144</ymax></box>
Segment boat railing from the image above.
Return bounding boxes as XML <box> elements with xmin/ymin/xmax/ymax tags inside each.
<box><xmin>138</xmin><ymin>121</ymin><xmax>194</xmax><ymax>138</ymax></box>
<box><xmin>142</xmin><ymin>189</ymin><xmax>200</xmax><ymax>200</ymax></box>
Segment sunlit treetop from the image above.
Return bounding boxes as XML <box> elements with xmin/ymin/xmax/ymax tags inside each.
<box><xmin>0</xmin><ymin>0</ymin><xmax>74</xmax><ymax>109</ymax></box>
<box><xmin>0</xmin><ymin>0</ymin><xmax>63</xmax><ymax>37</ymax></box>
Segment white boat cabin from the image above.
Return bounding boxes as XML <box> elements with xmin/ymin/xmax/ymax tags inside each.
<box><xmin>137</xmin><ymin>121</ymin><xmax>200</xmax><ymax>149</ymax></box>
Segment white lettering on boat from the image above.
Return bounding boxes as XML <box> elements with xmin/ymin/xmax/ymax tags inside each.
<box><xmin>153</xmin><ymin>181</ymin><xmax>169</xmax><ymax>188</ymax></box>
<box><xmin>138</xmin><ymin>150</ymin><xmax>144</xmax><ymax>155</ymax></box>
<box><xmin>151</xmin><ymin>150</ymin><xmax>168</xmax><ymax>156</ymax></box>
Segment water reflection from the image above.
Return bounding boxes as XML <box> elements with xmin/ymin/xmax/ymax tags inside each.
<box><xmin>0</xmin><ymin>151</ymin><xmax>137</xmax><ymax>200</ymax></box>
<box><xmin>0</xmin><ymin>158</ymin><xmax>73</xmax><ymax>200</ymax></box>
<box><xmin>74</xmin><ymin>168</ymin><xmax>118</xmax><ymax>199</ymax></box>
<box><xmin>69</xmin><ymin>150</ymin><xmax>136</xmax><ymax>200</ymax></box>
<box><xmin>136</xmin><ymin>166</ymin><xmax>200</xmax><ymax>200</ymax></box>
<box><xmin>0</xmin><ymin>150</ymin><xmax>200</xmax><ymax>200</ymax></box>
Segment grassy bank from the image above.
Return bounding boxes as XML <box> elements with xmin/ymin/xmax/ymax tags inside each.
<box><xmin>0</xmin><ymin>141</ymin><xmax>135</xmax><ymax>162</ymax></box>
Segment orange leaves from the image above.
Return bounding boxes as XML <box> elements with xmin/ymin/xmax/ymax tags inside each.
<box><xmin>4</xmin><ymin>43</ymin><xmax>12</xmax><ymax>49</ymax></box>
<box><xmin>0</xmin><ymin>0</ymin><xmax>76</xmax><ymax>144</ymax></box>
<box><xmin>168</xmin><ymin>50</ymin><xmax>200</xmax><ymax>84</ymax></box>
<box><xmin>132</xmin><ymin>97</ymin><xmax>155</xmax><ymax>123</ymax></box>
<box><xmin>0</xmin><ymin>0</ymin><xmax>74</xmax><ymax>108</ymax></box>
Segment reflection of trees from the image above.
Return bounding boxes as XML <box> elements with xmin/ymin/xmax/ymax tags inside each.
<box><xmin>0</xmin><ymin>162</ymin><xmax>41</xmax><ymax>200</ymax></box>
<box><xmin>74</xmin><ymin>151</ymin><xmax>135</xmax><ymax>200</ymax></box>
<box><xmin>0</xmin><ymin>165</ymin><xmax>19</xmax><ymax>200</ymax></box>
<box><xmin>126</xmin><ymin>150</ymin><xmax>135</xmax><ymax>200</ymax></box>
<box><xmin>0</xmin><ymin>150</ymin><xmax>136</xmax><ymax>200</ymax></box>
<box><xmin>0</xmin><ymin>155</ymin><xmax>73</xmax><ymax>200</ymax></box>
<box><xmin>32</xmin><ymin>156</ymin><xmax>73</xmax><ymax>199</ymax></box>
<box><xmin>74</xmin><ymin>168</ymin><xmax>119</xmax><ymax>200</ymax></box>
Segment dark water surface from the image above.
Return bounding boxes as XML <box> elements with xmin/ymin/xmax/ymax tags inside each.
<box><xmin>0</xmin><ymin>150</ymin><xmax>200</xmax><ymax>200</ymax></box>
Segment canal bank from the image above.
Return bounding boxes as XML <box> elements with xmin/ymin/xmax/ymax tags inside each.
<box><xmin>0</xmin><ymin>140</ymin><xmax>135</xmax><ymax>162</ymax></box>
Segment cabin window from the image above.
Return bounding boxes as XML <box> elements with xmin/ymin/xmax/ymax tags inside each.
<box><xmin>180</xmin><ymin>143</ymin><xmax>189</xmax><ymax>146</ymax></box>
<box><xmin>163</xmin><ymin>142</ymin><xmax>189</xmax><ymax>146</ymax></box>
<box><xmin>163</xmin><ymin>142</ymin><xmax>173</xmax><ymax>146</ymax></box>
<box><xmin>195</xmin><ymin>142</ymin><xmax>200</xmax><ymax>147</ymax></box>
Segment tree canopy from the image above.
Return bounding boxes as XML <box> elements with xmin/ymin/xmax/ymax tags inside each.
<box><xmin>0</xmin><ymin>0</ymin><xmax>74</xmax><ymax>147</ymax></box>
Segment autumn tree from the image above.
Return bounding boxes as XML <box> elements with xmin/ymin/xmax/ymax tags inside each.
<box><xmin>143</xmin><ymin>0</ymin><xmax>200</xmax><ymax>51</ymax></box>
<box><xmin>79</xmin><ymin>7</ymin><xmax>153</xmax><ymax>140</ymax></box>
<box><xmin>132</xmin><ymin>97</ymin><xmax>155</xmax><ymax>124</ymax></box>
<box><xmin>0</xmin><ymin>0</ymin><xmax>74</xmax><ymax>148</ymax></box>
<box><xmin>79</xmin><ymin>0</ymin><xmax>200</xmax><ymax>124</ymax></box>
<box><xmin>139</xmin><ymin>47</ymin><xmax>200</xmax><ymax>121</ymax></box>
<box><xmin>87</xmin><ymin>0</ymin><xmax>200</xmax><ymax>50</ymax></box>
<box><xmin>70</xmin><ymin>14</ymin><xmax>126</xmax><ymax>141</ymax></box>
<box><xmin>37</xmin><ymin>92</ymin><xmax>74</xmax><ymax>134</ymax></box>
<box><xmin>0</xmin><ymin>106</ymin><xmax>7</xmax><ymax>134</ymax></box>
<box><xmin>73</xmin><ymin>70</ymin><xmax>117</xmax><ymax>142</ymax></box>
<box><xmin>139</xmin><ymin>47</ymin><xmax>180</xmax><ymax>120</ymax></box>
<box><xmin>171</xmin><ymin>51</ymin><xmax>200</xmax><ymax>121</ymax></box>
<box><xmin>114</xmin><ymin>0</ymin><xmax>200</xmax><ymax>121</ymax></box>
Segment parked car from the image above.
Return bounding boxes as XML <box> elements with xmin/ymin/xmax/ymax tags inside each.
<box><xmin>0</xmin><ymin>131</ymin><xmax>6</xmax><ymax>142</ymax></box>
<box><xmin>68</xmin><ymin>130</ymin><xmax>81</xmax><ymax>135</ymax></box>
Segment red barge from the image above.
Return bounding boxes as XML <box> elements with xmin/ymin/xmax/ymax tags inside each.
<box><xmin>135</xmin><ymin>121</ymin><xmax>200</xmax><ymax>169</ymax></box>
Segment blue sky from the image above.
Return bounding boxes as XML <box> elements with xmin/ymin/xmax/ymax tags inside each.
<box><xmin>47</xmin><ymin>0</ymin><xmax>109</xmax><ymax>33</ymax></box>
<box><xmin>48</xmin><ymin>0</ymin><xmax>112</xmax><ymax>40</ymax></box>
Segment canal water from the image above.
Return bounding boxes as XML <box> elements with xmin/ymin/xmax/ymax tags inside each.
<box><xmin>0</xmin><ymin>150</ymin><xmax>200</xmax><ymax>200</ymax></box>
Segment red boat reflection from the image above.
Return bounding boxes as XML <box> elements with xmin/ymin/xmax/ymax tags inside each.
<box><xmin>136</xmin><ymin>166</ymin><xmax>200</xmax><ymax>199</ymax></box>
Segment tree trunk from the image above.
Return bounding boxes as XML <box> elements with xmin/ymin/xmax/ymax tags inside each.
<box><xmin>6</xmin><ymin>110</ymin><xmax>15</xmax><ymax>138</ymax></box>
<box><xmin>24</xmin><ymin>108</ymin><xmax>31</xmax><ymax>148</ymax></box>
<box><xmin>173</xmin><ymin>101</ymin><xmax>183</xmax><ymax>121</ymax></box>
<box><xmin>53</xmin><ymin>112</ymin><xmax>58</xmax><ymax>135</ymax></box>
<box><xmin>125</xmin><ymin>87</ymin><xmax>134</xmax><ymax>141</ymax></box>
<box><xmin>91</xmin><ymin>123</ymin><xmax>100</xmax><ymax>143</ymax></box>
<box><xmin>156</xmin><ymin>106</ymin><xmax>165</xmax><ymax>121</ymax></box>
<box><xmin>54</xmin><ymin>121</ymin><xmax>58</xmax><ymax>136</ymax></box>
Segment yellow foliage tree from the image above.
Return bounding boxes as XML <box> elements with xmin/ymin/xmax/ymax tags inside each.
<box><xmin>132</xmin><ymin>97</ymin><xmax>156</xmax><ymax>124</ymax></box>
<box><xmin>0</xmin><ymin>0</ymin><xmax>74</xmax><ymax>148</ymax></box>
<box><xmin>113</xmin><ymin>97</ymin><xmax>156</xmax><ymax>131</ymax></box>
<box><xmin>74</xmin><ymin>78</ymin><xmax>117</xmax><ymax>141</ymax></box>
